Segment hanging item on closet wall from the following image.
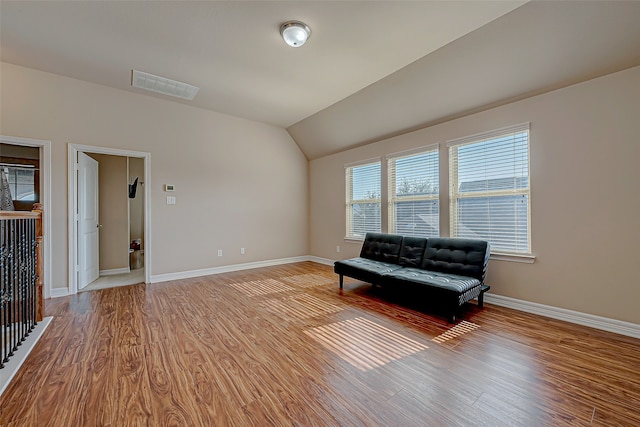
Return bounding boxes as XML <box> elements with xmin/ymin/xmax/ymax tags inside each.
<box><xmin>0</xmin><ymin>168</ymin><xmax>15</xmax><ymax>210</ymax></box>
<box><xmin>128</xmin><ymin>177</ymin><xmax>138</xmax><ymax>199</ymax></box>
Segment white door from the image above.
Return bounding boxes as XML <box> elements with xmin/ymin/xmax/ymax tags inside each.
<box><xmin>78</xmin><ymin>152</ymin><xmax>99</xmax><ymax>289</ymax></box>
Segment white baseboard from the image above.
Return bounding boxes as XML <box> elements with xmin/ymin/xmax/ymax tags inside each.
<box><xmin>485</xmin><ymin>294</ymin><xmax>640</xmax><ymax>339</ymax></box>
<box><xmin>99</xmin><ymin>267</ymin><xmax>130</xmax><ymax>276</ymax></box>
<box><xmin>49</xmin><ymin>288</ymin><xmax>69</xmax><ymax>298</ymax></box>
<box><xmin>307</xmin><ymin>256</ymin><xmax>334</xmax><ymax>266</ymax></box>
<box><xmin>150</xmin><ymin>256</ymin><xmax>314</xmax><ymax>283</ymax></box>
<box><xmin>53</xmin><ymin>254</ymin><xmax>639</xmax><ymax>340</ymax></box>
<box><xmin>0</xmin><ymin>317</ymin><xmax>52</xmax><ymax>397</ymax></box>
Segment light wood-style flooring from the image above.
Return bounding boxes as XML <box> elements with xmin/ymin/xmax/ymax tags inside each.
<box><xmin>1</xmin><ymin>261</ymin><xmax>639</xmax><ymax>426</ymax></box>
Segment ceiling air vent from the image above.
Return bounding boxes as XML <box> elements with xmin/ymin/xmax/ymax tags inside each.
<box><xmin>131</xmin><ymin>70</ymin><xmax>199</xmax><ymax>100</ymax></box>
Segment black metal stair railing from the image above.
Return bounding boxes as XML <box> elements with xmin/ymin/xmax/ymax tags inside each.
<box><xmin>0</xmin><ymin>216</ymin><xmax>38</xmax><ymax>369</ymax></box>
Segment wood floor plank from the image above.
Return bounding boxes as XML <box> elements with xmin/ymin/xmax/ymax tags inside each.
<box><xmin>1</xmin><ymin>261</ymin><xmax>639</xmax><ymax>425</ymax></box>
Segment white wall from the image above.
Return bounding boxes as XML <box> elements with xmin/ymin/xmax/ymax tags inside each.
<box><xmin>0</xmin><ymin>62</ymin><xmax>309</xmax><ymax>292</ymax></box>
<box><xmin>310</xmin><ymin>66</ymin><xmax>640</xmax><ymax>324</ymax></box>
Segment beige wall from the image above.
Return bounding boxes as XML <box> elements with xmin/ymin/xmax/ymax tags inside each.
<box><xmin>4</xmin><ymin>59</ymin><xmax>638</xmax><ymax>325</ymax></box>
<box><xmin>0</xmin><ymin>62</ymin><xmax>309</xmax><ymax>290</ymax></box>
<box><xmin>89</xmin><ymin>153</ymin><xmax>129</xmax><ymax>271</ymax></box>
<box><xmin>129</xmin><ymin>157</ymin><xmax>144</xmax><ymax>249</ymax></box>
<box><xmin>310</xmin><ymin>66</ymin><xmax>640</xmax><ymax>324</ymax></box>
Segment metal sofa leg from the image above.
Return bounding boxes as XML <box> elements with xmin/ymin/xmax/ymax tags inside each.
<box><xmin>339</xmin><ymin>274</ymin><xmax>343</xmax><ymax>289</ymax></box>
<box><xmin>478</xmin><ymin>284</ymin><xmax>490</xmax><ymax>308</ymax></box>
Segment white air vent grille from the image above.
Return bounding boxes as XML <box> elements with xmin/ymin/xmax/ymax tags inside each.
<box><xmin>131</xmin><ymin>70</ymin><xmax>199</xmax><ymax>100</ymax></box>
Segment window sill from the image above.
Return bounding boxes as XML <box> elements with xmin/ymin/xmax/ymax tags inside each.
<box><xmin>343</xmin><ymin>237</ymin><xmax>536</xmax><ymax>263</ymax></box>
<box><xmin>344</xmin><ymin>237</ymin><xmax>365</xmax><ymax>243</ymax></box>
<box><xmin>490</xmin><ymin>252</ymin><xmax>536</xmax><ymax>264</ymax></box>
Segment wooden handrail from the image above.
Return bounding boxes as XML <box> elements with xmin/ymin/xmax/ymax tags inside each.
<box><xmin>33</xmin><ymin>203</ymin><xmax>44</xmax><ymax>321</ymax></box>
<box><xmin>0</xmin><ymin>211</ymin><xmax>41</xmax><ymax>219</ymax></box>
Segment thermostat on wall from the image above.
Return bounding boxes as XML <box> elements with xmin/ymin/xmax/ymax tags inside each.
<box><xmin>165</xmin><ymin>184</ymin><xmax>175</xmax><ymax>192</ymax></box>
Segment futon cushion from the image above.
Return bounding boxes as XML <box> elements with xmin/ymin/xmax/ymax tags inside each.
<box><xmin>398</xmin><ymin>236</ymin><xmax>428</xmax><ymax>267</ymax></box>
<box><xmin>421</xmin><ymin>238</ymin><xmax>490</xmax><ymax>282</ymax></box>
<box><xmin>383</xmin><ymin>268</ymin><xmax>481</xmax><ymax>294</ymax></box>
<box><xmin>335</xmin><ymin>257</ymin><xmax>403</xmax><ymax>278</ymax></box>
<box><xmin>359</xmin><ymin>232</ymin><xmax>404</xmax><ymax>264</ymax></box>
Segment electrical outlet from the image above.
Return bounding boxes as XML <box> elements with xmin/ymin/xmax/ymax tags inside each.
<box><xmin>240</xmin><ymin>248</ymin><xmax>245</xmax><ymax>254</ymax></box>
<box><xmin>166</xmin><ymin>196</ymin><xmax>176</xmax><ymax>205</ymax></box>
<box><xmin>336</xmin><ymin>245</ymin><xmax>341</xmax><ymax>253</ymax></box>
<box><xmin>217</xmin><ymin>249</ymin><xmax>222</xmax><ymax>257</ymax></box>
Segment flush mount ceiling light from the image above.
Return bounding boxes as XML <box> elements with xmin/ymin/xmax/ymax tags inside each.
<box><xmin>131</xmin><ymin>70</ymin><xmax>199</xmax><ymax>100</ymax></box>
<box><xmin>280</xmin><ymin>21</ymin><xmax>311</xmax><ymax>47</ymax></box>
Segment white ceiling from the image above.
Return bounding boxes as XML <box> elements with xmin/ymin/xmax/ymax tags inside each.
<box><xmin>2</xmin><ymin>1</ymin><xmax>640</xmax><ymax>159</ymax></box>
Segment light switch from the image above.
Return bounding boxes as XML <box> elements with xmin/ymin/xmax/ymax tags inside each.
<box><xmin>167</xmin><ymin>196</ymin><xmax>176</xmax><ymax>205</ymax></box>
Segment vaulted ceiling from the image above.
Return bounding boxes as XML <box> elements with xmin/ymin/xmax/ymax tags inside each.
<box><xmin>2</xmin><ymin>1</ymin><xmax>640</xmax><ymax>159</ymax></box>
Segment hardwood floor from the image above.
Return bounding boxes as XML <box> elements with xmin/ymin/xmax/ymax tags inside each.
<box><xmin>1</xmin><ymin>261</ymin><xmax>639</xmax><ymax>426</ymax></box>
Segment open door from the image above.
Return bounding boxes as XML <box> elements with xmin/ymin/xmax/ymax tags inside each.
<box><xmin>78</xmin><ymin>152</ymin><xmax>99</xmax><ymax>289</ymax></box>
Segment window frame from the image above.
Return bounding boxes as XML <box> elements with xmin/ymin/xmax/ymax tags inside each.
<box><xmin>345</xmin><ymin>158</ymin><xmax>382</xmax><ymax>240</ymax></box>
<box><xmin>448</xmin><ymin>123</ymin><xmax>532</xmax><ymax>256</ymax></box>
<box><xmin>387</xmin><ymin>144</ymin><xmax>439</xmax><ymax>238</ymax></box>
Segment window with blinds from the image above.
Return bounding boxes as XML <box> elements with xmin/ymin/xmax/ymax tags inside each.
<box><xmin>448</xmin><ymin>123</ymin><xmax>530</xmax><ymax>254</ymax></box>
<box><xmin>388</xmin><ymin>146</ymin><xmax>439</xmax><ymax>237</ymax></box>
<box><xmin>345</xmin><ymin>160</ymin><xmax>381</xmax><ymax>239</ymax></box>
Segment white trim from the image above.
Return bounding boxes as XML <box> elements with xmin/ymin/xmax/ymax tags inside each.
<box><xmin>50</xmin><ymin>288</ymin><xmax>70</xmax><ymax>298</ymax></box>
<box><xmin>344</xmin><ymin>237</ymin><xmax>366</xmax><ymax>243</ymax></box>
<box><xmin>99</xmin><ymin>267</ymin><xmax>130</xmax><ymax>276</ymax></box>
<box><xmin>485</xmin><ymin>294</ymin><xmax>640</xmax><ymax>339</ymax></box>
<box><xmin>344</xmin><ymin>157</ymin><xmax>381</xmax><ymax>169</ymax></box>
<box><xmin>151</xmin><ymin>256</ymin><xmax>317</xmax><ymax>283</ymax></box>
<box><xmin>0</xmin><ymin>135</ymin><xmax>52</xmax><ymax>299</ymax></box>
<box><xmin>68</xmin><ymin>144</ymin><xmax>152</xmax><ymax>295</ymax></box>
<box><xmin>446</xmin><ymin>122</ymin><xmax>530</xmax><ymax>147</ymax></box>
<box><xmin>307</xmin><ymin>256</ymin><xmax>334</xmax><ymax>266</ymax></box>
<box><xmin>386</xmin><ymin>143</ymin><xmax>439</xmax><ymax>160</ymax></box>
<box><xmin>490</xmin><ymin>253</ymin><xmax>536</xmax><ymax>264</ymax></box>
<box><xmin>0</xmin><ymin>316</ymin><xmax>52</xmax><ymax>397</ymax></box>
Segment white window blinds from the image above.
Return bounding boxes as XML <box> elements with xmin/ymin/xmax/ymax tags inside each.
<box><xmin>345</xmin><ymin>160</ymin><xmax>381</xmax><ymax>239</ymax></box>
<box><xmin>387</xmin><ymin>146</ymin><xmax>439</xmax><ymax>238</ymax></box>
<box><xmin>448</xmin><ymin>123</ymin><xmax>531</xmax><ymax>254</ymax></box>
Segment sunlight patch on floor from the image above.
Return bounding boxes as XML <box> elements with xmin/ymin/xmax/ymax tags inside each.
<box><xmin>305</xmin><ymin>317</ymin><xmax>428</xmax><ymax>371</ymax></box>
<box><xmin>280</xmin><ymin>273</ymin><xmax>335</xmax><ymax>288</ymax></box>
<box><xmin>228</xmin><ymin>279</ymin><xmax>294</xmax><ymax>297</ymax></box>
<box><xmin>261</xmin><ymin>293</ymin><xmax>343</xmax><ymax>320</ymax></box>
<box><xmin>432</xmin><ymin>321</ymin><xmax>480</xmax><ymax>343</ymax></box>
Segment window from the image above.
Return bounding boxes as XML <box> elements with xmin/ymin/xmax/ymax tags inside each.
<box><xmin>2</xmin><ymin>166</ymin><xmax>36</xmax><ymax>201</ymax></box>
<box><xmin>388</xmin><ymin>146</ymin><xmax>439</xmax><ymax>237</ymax></box>
<box><xmin>448</xmin><ymin>123</ymin><xmax>530</xmax><ymax>254</ymax></box>
<box><xmin>345</xmin><ymin>160</ymin><xmax>381</xmax><ymax>239</ymax></box>
<box><xmin>0</xmin><ymin>155</ymin><xmax>39</xmax><ymax>211</ymax></box>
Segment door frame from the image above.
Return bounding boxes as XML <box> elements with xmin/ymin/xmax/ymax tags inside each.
<box><xmin>0</xmin><ymin>135</ymin><xmax>52</xmax><ymax>298</ymax></box>
<box><xmin>68</xmin><ymin>144</ymin><xmax>151</xmax><ymax>294</ymax></box>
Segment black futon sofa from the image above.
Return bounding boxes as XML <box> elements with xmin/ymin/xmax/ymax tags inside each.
<box><xmin>334</xmin><ymin>233</ymin><xmax>490</xmax><ymax>323</ymax></box>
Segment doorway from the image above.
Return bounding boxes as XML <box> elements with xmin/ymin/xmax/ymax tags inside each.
<box><xmin>0</xmin><ymin>136</ymin><xmax>52</xmax><ymax>298</ymax></box>
<box><xmin>68</xmin><ymin>144</ymin><xmax>151</xmax><ymax>294</ymax></box>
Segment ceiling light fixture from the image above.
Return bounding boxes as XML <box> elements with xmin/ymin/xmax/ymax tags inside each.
<box><xmin>280</xmin><ymin>21</ymin><xmax>311</xmax><ymax>48</ymax></box>
<box><xmin>131</xmin><ymin>70</ymin><xmax>199</xmax><ymax>100</ymax></box>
